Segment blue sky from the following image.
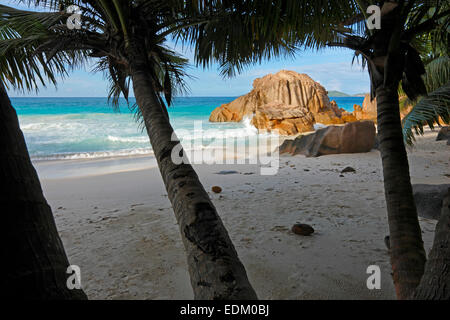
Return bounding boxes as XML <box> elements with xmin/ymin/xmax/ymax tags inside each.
<box><xmin>9</xmin><ymin>46</ymin><xmax>370</xmax><ymax>98</ymax></box>
<box><xmin>4</xmin><ymin>1</ymin><xmax>371</xmax><ymax>98</ymax></box>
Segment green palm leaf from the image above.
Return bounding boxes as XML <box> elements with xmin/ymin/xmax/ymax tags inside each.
<box><xmin>401</xmin><ymin>55</ymin><xmax>450</xmax><ymax>145</ymax></box>
<box><xmin>0</xmin><ymin>1</ymin><xmax>191</xmax><ymax>108</ymax></box>
<box><xmin>178</xmin><ymin>0</ymin><xmax>359</xmax><ymax>77</ymax></box>
<box><xmin>0</xmin><ymin>5</ymin><xmax>69</xmax><ymax>91</ymax></box>
<box><xmin>423</xmin><ymin>55</ymin><xmax>450</xmax><ymax>93</ymax></box>
<box><xmin>402</xmin><ymin>82</ymin><xmax>450</xmax><ymax>145</ymax></box>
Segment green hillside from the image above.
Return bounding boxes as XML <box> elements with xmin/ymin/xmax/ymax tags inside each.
<box><xmin>327</xmin><ymin>90</ymin><xmax>350</xmax><ymax>97</ymax></box>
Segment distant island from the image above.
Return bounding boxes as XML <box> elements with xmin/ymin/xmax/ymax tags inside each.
<box><xmin>328</xmin><ymin>90</ymin><xmax>368</xmax><ymax>97</ymax></box>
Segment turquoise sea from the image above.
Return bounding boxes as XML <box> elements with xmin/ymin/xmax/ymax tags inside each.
<box><xmin>12</xmin><ymin>96</ymin><xmax>364</xmax><ymax>160</ymax></box>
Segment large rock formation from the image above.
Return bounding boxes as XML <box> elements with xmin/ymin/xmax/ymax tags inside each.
<box><xmin>413</xmin><ymin>184</ymin><xmax>450</xmax><ymax>220</ymax></box>
<box><xmin>436</xmin><ymin>126</ymin><xmax>449</xmax><ymax>142</ymax></box>
<box><xmin>352</xmin><ymin>94</ymin><xmax>415</xmax><ymax>121</ymax></box>
<box><xmin>353</xmin><ymin>94</ymin><xmax>377</xmax><ymax>121</ymax></box>
<box><xmin>279</xmin><ymin>121</ymin><xmax>376</xmax><ymax>157</ymax></box>
<box><xmin>251</xmin><ymin>102</ymin><xmax>315</xmax><ymax>135</ymax></box>
<box><xmin>209</xmin><ymin>71</ymin><xmax>345</xmax><ymax>133</ymax></box>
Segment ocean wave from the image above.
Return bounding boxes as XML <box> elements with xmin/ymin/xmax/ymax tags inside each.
<box><xmin>107</xmin><ymin>135</ymin><xmax>148</xmax><ymax>143</ymax></box>
<box><xmin>20</xmin><ymin>122</ymin><xmax>86</xmax><ymax>131</ymax></box>
<box><xmin>23</xmin><ymin>110</ymin><xmax>281</xmax><ymax>162</ymax></box>
<box><xmin>314</xmin><ymin>123</ymin><xmax>328</xmax><ymax>130</ymax></box>
<box><xmin>31</xmin><ymin>148</ymin><xmax>154</xmax><ymax>161</ymax></box>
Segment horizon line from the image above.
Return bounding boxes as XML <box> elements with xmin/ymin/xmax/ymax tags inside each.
<box><xmin>9</xmin><ymin>94</ymin><xmax>367</xmax><ymax>99</ymax></box>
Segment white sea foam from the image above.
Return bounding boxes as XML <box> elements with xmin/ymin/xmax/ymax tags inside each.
<box><xmin>314</xmin><ymin>123</ymin><xmax>328</xmax><ymax>130</ymax></box>
<box><xmin>107</xmin><ymin>135</ymin><xmax>148</xmax><ymax>143</ymax></box>
<box><xmin>242</xmin><ymin>115</ymin><xmax>258</xmax><ymax>133</ymax></box>
<box><xmin>32</xmin><ymin>148</ymin><xmax>154</xmax><ymax>161</ymax></box>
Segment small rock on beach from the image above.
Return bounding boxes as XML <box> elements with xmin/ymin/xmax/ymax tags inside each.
<box><xmin>341</xmin><ymin>167</ymin><xmax>356</xmax><ymax>174</ymax></box>
<box><xmin>216</xmin><ymin>170</ymin><xmax>240</xmax><ymax>175</ymax></box>
<box><xmin>212</xmin><ymin>186</ymin><xmax>223</xmax><ymax>194</ymax></box>
<box><xmin>292</xmin><ymin>224</ymin><xmax>315</xmax><ymax>236</ymax></box>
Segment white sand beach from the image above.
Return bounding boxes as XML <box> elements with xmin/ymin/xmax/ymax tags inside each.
<box><xmin>35</xmin><ymin>130</ymin><xmax>449</xmax><ymax>300</ymax></box>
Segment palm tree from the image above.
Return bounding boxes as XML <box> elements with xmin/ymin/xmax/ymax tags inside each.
<box><xmin>0</xmin><ymin>1</ymin><xmax>256</xmax><ymax>299</ymax></box>
<box><xmin>333</xmin><ymin>2</ymin><xmax>448</xmax><ymax>299</ymax></box>
<box><xmin>0</xmin><ymin>80</ymin><xmax>88</xmax><ymax>299</ymax></box>
<box><xmin>182</xmin><ymin>0</ymin><xmax>450</xmax><ymax>299</ymax></box>
<box><xmin>412</xmin><ymin>188</ymin><xmax>450</xmax><ymax>300</ymax></box>
<box><xmin>0</xmin><ymin>10</ymin><xmax>88</xmax><ymax>298</ymax></box>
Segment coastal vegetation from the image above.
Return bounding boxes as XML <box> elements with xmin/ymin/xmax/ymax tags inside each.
<box><xmin>402</xmin><ymin>52</ymin><xmax>450</xmax><ymax>145</ymax></box>
<box><xmin>0</xmin><ymin>0</ymin><xmax>449</xmax><ymax>300</ymax></box>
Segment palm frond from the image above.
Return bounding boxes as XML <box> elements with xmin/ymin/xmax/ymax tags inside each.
<box><xmin>178</xmin><ymin>0</ymin><xmax>360</xmax><ymax>77</ymax></box>
<box><xmin>423</xmin><ymin>55</ymin><xmax>450</xmax><ymax>92</ymax></box>
<box><xmin>402</xmin><ymin>82</ymin><xmax>450</xmax><ymax>145</ymax></box>
<box><xmin>0</xmin><ymin>4</ymin><xmax>92</xmax><ymax>91</ymax></box>
<box><xmin>399</xmin><ymin>55</ymin><xmax>449</xmax><ymax>108</ymax></box>
<box><xmin>2</xmin><ymin>0</ymin><xmax>191</xmax><ymax>109</ymax></box>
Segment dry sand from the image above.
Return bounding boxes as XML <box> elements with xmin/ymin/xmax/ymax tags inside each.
<box><xmin>36</xmin><ymin>130</ymin><xmax>449</xmax><ymax>300</ymax></box>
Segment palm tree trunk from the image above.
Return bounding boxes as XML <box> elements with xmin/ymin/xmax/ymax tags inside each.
<box><xmin>376</xmin><ymin>85</ymin><xmax>426</xmax><ymax>299</ymax></box>
<box><xmin>128</xmin><ymin>48</ymin><xmax>257</xmax><ymax>300</ymax></box>
<box><xmin>412</xmin><ymin>189</ymin><xmax>450</xmax><ymax>300</ymax></box>
<box><xmin>0</xmin><ymin>81</ymin><xmax>87</xmax><ymax>300</ymax></box>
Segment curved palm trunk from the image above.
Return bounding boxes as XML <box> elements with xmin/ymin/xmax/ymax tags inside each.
<box><xmin>128</xmin><ymin>50</ymin><xmax>257</xmax><ymax>300</ymax></box>
<box><xmin>413</xmin><ymin>189</ymin><xmax>450</xmax><ymax>300</ymax></box>
<box><xmin>376</xmin><ymin>86</ymin><xmax>426</xmax><ymax>299</ymax></box>
<box><xmin>0</xmin><ymin>81</ymin><xmax>87</xmax><ymax>300</ymax></box>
